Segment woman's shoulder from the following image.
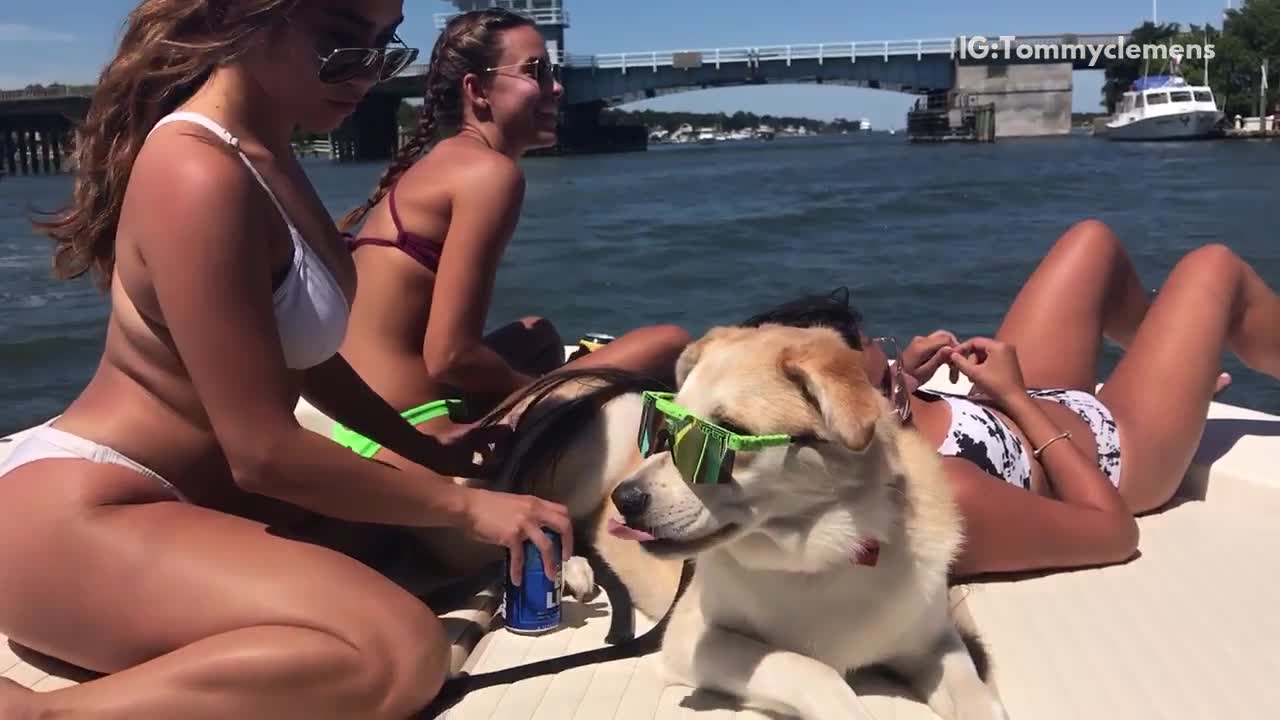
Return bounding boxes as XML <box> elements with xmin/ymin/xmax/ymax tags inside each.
<box><xmin>427</xmin><ymin>138</ymin><xmax>525</xmax><ymax>190</ymax></box>
<box><xmin>130</xmin><ymin>125</ymin><xmax>260</xmax><ymax>206</ymax></box>
<box><xmin>123</xmin><ymin>128</ymin><xmax>275</xmax><ymax>250</ymax></box>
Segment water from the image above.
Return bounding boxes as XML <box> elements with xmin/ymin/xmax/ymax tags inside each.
<box><xmin>3</xmin><ymin>133</ymin><xmax>1279</xmax><ymax>435</ymax></box>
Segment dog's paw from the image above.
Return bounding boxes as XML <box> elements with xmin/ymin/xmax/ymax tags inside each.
<box><xmin>563</xmin><ymin>555</ymin><xmax>598</xmax><ymax>600</ymax></box>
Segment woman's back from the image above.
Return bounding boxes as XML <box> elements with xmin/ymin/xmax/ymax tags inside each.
<box><xmin>341</xmin><ymin>138</ymin><xmax>517</xmax><ymax>410</ymax></box>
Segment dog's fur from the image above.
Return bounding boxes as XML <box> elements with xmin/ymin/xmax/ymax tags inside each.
<box><xmin>454</xmin><ymin>324</ymin><xmax>1007</xmax><ymax>719</ymax></box>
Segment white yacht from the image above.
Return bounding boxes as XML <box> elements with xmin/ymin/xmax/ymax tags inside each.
<box><xmin>1101</xmin><ymin>74</ymin><xmax>1223</xmax><ymax>140</ymax></box>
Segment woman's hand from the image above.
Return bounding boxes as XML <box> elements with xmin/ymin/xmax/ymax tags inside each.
<box><xmin>423</xmin><ymin>422</ymin><xmax>514</xmax><ymax>479</ymax></box>
<box><xmin>460</xmin><ymin>488</ymin><xmax>573</xmax><ymax>584</ymax></box>
<box><xmin>900</xmin><ymin>330</ymin><xmax>960</xmax><ymax>386</ymax></box>
<box><xmin>947</xmin><ymin>337</ymin><xmax>1028</xmax><ymax>404</ymax></box>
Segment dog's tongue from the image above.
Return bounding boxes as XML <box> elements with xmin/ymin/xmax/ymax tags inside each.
<box><xmin>607</xmin><ymin>517</ymin><xmax>656</xmax><ymax>542</ymax></box>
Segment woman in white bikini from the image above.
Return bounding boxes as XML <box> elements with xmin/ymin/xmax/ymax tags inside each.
<box><xmin>0</xmin><ymin>1</ymin><xmax>570</xmax><ymax>717</ymax></box>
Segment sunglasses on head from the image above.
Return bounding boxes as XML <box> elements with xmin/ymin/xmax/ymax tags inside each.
<box><xmin>638</xmin><ymin>391</ymin><xmax>794</xmax><ymax>486</ymax></box>
<box><xmin>485</xmin><ymin>56</ymin><xmax>561</xmax><ymax>89</ymax></box>
<box><xmin>870</xmin><ymin>336</ymin><xmax>912</xmax><ymax>424</ymax></box>
<box><xmin>316</xmin><ymin>35</ymin><xmax>419</xmax><ymax>84</ymax></box>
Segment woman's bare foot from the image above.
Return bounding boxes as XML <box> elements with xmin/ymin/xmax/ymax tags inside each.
<box><xmin>0</xmin><ymin>677</ymin><xmax>37</xmax><ymax>719</ymax></box>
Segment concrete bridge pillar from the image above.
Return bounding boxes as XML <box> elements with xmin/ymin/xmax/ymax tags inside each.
<box><xmin>0</xmin><ymin>130</ymin><xmax>12</xmax><ymax>176</ymax></box>
<box><xmin>0</xmin><ymin>119</ymin><xmax>72</xmax><ymax>175</ymax></box>
<box><xmin>954</xmin><ymin>62</ymin><xmax>1072</xmax><ymax>137</ymax></box>
<box><xmin>18</xmin><ymin>128</ymin><xmax>34</xmax><ymax>175</ymax></box>
<box><xmin>329</xmin><ymin>93</ymin><xmax>401</xmax><ymax>163</ymax></box>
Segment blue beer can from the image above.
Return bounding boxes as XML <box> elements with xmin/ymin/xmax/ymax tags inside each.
<box><xmin>503</xmin><ymin>529</ymin><xmax>563</xmax><ymax>634</ymax></box>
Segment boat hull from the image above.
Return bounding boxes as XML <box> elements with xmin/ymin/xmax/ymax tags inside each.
<box><xmin>1102</xmin><ymin>110</ymin><xmax>1222</xmax><ymax>140</ymax></box>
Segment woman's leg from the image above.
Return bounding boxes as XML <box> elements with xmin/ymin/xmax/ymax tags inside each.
<box><xmin>484</xmin><ymin>316</ymin><xmax>565</xmax><ymax>376</ymax></box>
<box><xmin>1098</xmin><ymin>244</ymin><xmax>1280</xmax><ymax>514</ymax></box>
<box><xmin>485</xmin><ymin>317</ymin><xmax>688</xmax><ymax>387</ymax></box>
<box><xmin>562</xmin><ymin>324</ymin><xmax>690</xmax><ymax>387</ymax></box>
<box><xmin>0</xmin><ymin>460</ymin><xmax>450</xmax><ymax>720</ymax></box>
<box><xmin>993</xmin><ymin>219</ymin><xmax>1153</xmax><ymax>391</ymax></box>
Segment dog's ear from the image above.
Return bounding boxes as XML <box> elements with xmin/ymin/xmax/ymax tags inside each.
<box><xmin>778</xmin><ymin>341</ymin><xmax>880</xmax><ymax>452</ymax></box>
<box><xmin>675</xmin><ymin>326</ymin><xmax>739</xmax><ymax>388</ymax></box>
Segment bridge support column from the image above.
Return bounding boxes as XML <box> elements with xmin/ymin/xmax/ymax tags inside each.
<box><xmin>954</xmin><ymin>62</ymin><xmax>1072</xmax><ymax>137</ymax></box>
<box><xmin>0</xmin><ymin>129</ymin><xmax>13</xmax><ymax>176</ymax></box>
<box><xmin>329</xmin><ymin>94</ymin><xmax>401</xmax><ymax>163</ymax></box>
<box><xmin>18</xmin><ymin>129</ymin><xmax>34</xmax><ymax>175</ymax></box>
<box><xmin>39</xmin><ymin>125</ymin><xmax>53</xmax><ymax>174</ymax></box>
<box><xmin>50</xmin><ymin>124</ymin><xmax>66</xmax><ymax>173</ymax></box>
<box><xmin>0</xmin><ymin>120</ymin><xmax>72</xmax><ymax>175</ymax></box>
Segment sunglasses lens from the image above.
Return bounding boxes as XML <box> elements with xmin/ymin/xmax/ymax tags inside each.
<box><xmin>319</xmin><ymin>48</ymin><xmax>380</xmax><ymax>83</ymax></box>
<box><xmin>673</xmin><ymin>421</ymin><xmax>732</xmax><ymax>485</ymax></box>
<box><xmin>873</xmin><ymin>337</ymin><xmax>911</xmax><ymax>422</ymax></box>
<box><xmin>380</xmin><ymin>48</ymin><xmax>418</xmax><ymax>80</ymax></box>
<box><xmin>639</xmin><ymin>394</ymin><xmax>740</xmax><ymax>485</ymax></box>
<box><xmin>541</xmin><ymin>59</ymin><xmax>561</xmax><ymax>87</ymax></box>
<box><xmin>895</xmin><ymin>368</ymin><xmax>909</xmax><ymax>416</ymax></box>
<box><xmin>638</xmin><ymin>395</ymin><xmax>670</xmax><ymax>457</ymax></box>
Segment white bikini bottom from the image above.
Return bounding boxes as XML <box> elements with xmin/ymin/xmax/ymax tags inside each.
<box><xmin>0</xmin><ymin>425</ymin><xmax>189</xmax><ymax>502</ymax></box>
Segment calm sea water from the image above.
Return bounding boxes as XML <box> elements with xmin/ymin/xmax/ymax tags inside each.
<box><xmin>3</xmin><ymin>132</ymin><xmax>1279</xmax><ymax>435</ymax></box>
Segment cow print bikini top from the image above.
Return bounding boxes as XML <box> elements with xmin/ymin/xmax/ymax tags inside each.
<box><xmin>916</xmin><ymin>389</ymin><xmax>1033</xmax><ymax>490</ymax></box>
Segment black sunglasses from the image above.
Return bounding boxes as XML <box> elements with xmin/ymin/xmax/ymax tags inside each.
<box><xmin>485</xmin><ymin>57</ymin><xmax>561</xmax><ymax>89</ymax></box>
<box><xmin>317</xmin><ymin>35</ymin><xmax>420</xmax><ymax>84</ymax></box>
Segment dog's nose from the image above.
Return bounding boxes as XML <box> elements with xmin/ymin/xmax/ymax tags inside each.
<box><xmin>611</xmin><ymin>481</ymin><xmax>650</xmax><ymax>519</ymax></box>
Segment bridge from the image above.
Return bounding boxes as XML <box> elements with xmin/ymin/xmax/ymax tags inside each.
<box><xmin>558</xmin><ymin>34</ymin><xmax>1124</xmax><ymax>102</ymax></box>
<box><xmin>1</xmin><ymin>1</ymin><xmax>1127</xmax><ymax>173</ymax></box>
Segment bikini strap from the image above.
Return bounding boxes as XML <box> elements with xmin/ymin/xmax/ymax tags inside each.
<box><xmin>148</xmin><ymin>111</ymin><xmax>297</xmax><ymax>237</ymax></box>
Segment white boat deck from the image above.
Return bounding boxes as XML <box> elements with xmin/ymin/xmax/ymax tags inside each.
<box><xmin>5</xmin><ymin>371</ymin><xmax>1280</xmax><ymax>719</ymax></box>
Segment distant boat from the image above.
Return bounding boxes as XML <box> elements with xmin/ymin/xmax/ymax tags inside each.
<box><xmin>1100</xmin><ymin>75</ymin><xmax>1223</xmax><ymax>141</ymax></box>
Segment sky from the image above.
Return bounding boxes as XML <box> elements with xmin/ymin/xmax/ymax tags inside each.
<box><xmin>1</xmin><ymin>1</ymin><xmax>1234</xmax><ymax>129</ymax></box>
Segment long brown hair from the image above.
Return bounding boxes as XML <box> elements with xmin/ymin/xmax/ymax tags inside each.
<box><xmin>33</xmin><ymin>0</ymin><xmax>300</xmax><ymax>289</ymax></box>
<box><xmin>337</xmin><ymin>8</ymin><xmax>536</xmax><ymax>233</ymax></box>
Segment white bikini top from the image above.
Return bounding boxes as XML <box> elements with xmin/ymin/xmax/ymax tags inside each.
<box><xmin>147</xmin><ymin>111</ymin><xmax>349</xmax><ymax>370</ymax></box>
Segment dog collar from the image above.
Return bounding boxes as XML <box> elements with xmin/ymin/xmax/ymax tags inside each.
<box><xmin>852</xmin><ymin>540</ymin><xmax>880</xmax><ymax>567</ymax></box>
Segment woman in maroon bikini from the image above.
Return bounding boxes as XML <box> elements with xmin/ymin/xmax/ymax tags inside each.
<box><xmin>333</xmin><ymin>9</ymin><xmax>689</xmax><ymax>466</ymax></box>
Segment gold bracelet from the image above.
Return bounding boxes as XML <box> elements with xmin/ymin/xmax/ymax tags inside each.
<box><xmin>1033</xmin><ymin>431</ymin><xmax>1072</xmax><ymax>459</ymax></box>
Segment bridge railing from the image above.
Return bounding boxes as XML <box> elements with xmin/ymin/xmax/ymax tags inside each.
<box><xmin>564</xmin><ymin>39</ymin><xmax>959</xmax><ymax>72</ymax></box>
<box><xmin>397</xmin><ymin>47</ymin><xmax>562</xmax><ymax>78</ymax></box>
<box><xmin>0</xmin><ymin>86</ymin><xmax>94</xmax><ymax>102</ymax></box>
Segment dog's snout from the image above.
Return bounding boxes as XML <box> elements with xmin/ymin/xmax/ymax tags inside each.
<box><xmin>611</xmin><ymin>481</ymin><xmax>650</xmax><ymax>519</ymax></box>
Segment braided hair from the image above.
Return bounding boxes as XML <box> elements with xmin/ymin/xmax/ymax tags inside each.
<box><xmin>337</xmin><ymin>8</ymin><xmax>536</xmax><ymax>232</ymax></box>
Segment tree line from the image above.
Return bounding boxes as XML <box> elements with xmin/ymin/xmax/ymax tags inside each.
<box><xmin>1103</xmin><ymin>0</ymin><xmax>1280</xmax><ymax>116</ymax></box>
<box><xmin>599</xmin><ymin>108</ymin><xmax>869</xmax><ymax>133</ymax></box>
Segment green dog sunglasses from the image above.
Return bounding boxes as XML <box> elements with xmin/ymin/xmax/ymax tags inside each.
<box><xmin>637</xmin><ymin>391</ymin><xmax>796</xmax><ymax>486</ymax></box>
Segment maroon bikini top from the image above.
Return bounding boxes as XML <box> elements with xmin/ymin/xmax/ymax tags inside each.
<box><xmin>345</xmin><ymin>182</ymin><xmax>444</xmax><ymax>272</ymax></box>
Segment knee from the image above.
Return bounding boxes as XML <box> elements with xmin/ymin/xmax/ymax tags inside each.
<box><xmin>1177</xmin><ymin>243</ymin><xmax>1242</xmax><ymax>278</ymax></box>
<box><xmin>519</xmin><ymin>316</ymin><xmax>562</xmax><ymax>345</ymax></box>
<box><xmin>648</xmin><ymin>324</ymin><xmax>692</xmax><ymax>352</ymax></box>
<box><xmin>517</xmin><ymin>315</ymin><xmax>547</xmax><ymax>331</ymax></box>
<box><xmin>345</xmin><ymin>602</ymin><xmax>450</xmax><ymax>719</ymax></box>
<box><xmin>1060</xmin><ymin>218</ymin><xmax>1123</xmax><ymax>257</ymax></box>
